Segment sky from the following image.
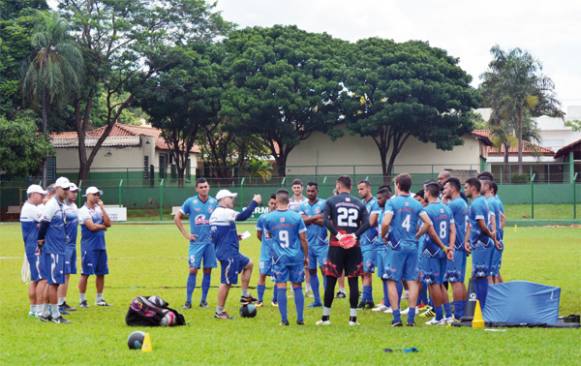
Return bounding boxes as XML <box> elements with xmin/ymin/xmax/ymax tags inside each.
<box><xmin>215</xmin><ymin>0</ymin><xmax>581</xmax><ymax>111</ymax></box>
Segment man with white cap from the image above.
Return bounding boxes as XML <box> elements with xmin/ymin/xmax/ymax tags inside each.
<box><xmin>77</xmin><ymin>186</ymin><xmax>112</xmax><ymax>307</ymax></box>
<box><xmin>57</xmin><ymin>182</ymin><xmax>80</xmax><ymax>313</ymax></box>
<box><xmin>37</xmin><ymin>176</ymin><xmax>71</xmax><ymax>323</ymax></box>
<box><xmin>209</xmin><ymin>189</ymin><xmax>261</xmax><ymax>319</ymax></box>
<box><xmin>20</xmin><ymin>184</ymin><xmax>47</xmax><ymax>317</ymax></box>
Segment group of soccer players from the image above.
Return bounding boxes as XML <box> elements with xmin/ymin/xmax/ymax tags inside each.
<box><xmin>176</xmin><ymin>172</ymin><xmax>505</xmax><ymax>327</ymax></box>
<box><xmin>20</xmin><ymin>177</ymin><xmax>112</xmax><ymax>324</ymax></box>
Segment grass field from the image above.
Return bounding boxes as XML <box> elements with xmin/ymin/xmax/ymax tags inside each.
<box><xmin>1</xmin><ymin>223</ymin><xmax>580</xmax><ymax>365</ymax></box>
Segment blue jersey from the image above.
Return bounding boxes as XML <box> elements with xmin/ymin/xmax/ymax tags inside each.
<box><xmin>210</xmin><ymin>202</ymin><xmax>257</xmax><ymax>260</ymax></box>
<box><xmin>487</xmin><ymin>196</ymin><xmax>501</xmax><ymax>241</ymax></box>
<box><xmin>41</xmin><ymin>197</ymin><xmax>67</xmax><ymax>254</ymax></box>
<box><xmin>360</xmin><ymin>197</ymin><xmax>378</xmax><ymax>246</ymax></box>
<box><xmin>263</xmin><ymin>209</ymin><xmax>307</xmax><ymax>263</ymax></box>
<box><xmin>384</xmin><ymin>194</ymin><xmax>424</xmax><ymax>249</ymax></box>
<box><xmin>447</xmin><ymin>197</ymin><xmax>469</xmax><ymax>250</ymax></box>
<box><xmin>256</xmin><ymin>212</ymin><xmax>273</xmax><ymax>254</ymax></box>
<box><xmin>64</xmin><ymin>201</ymin><xmax>78</xmax><ymax>247</ymax></box>
<box><xmin>180</xmin><ymin>195</ymin><xmax>217</xmax><ymax>243</ymax></box>
<box><xmin>20</xmin><ymin>202</ymin><xmax>42</xmax><ymax>250</ymax></box>
<box><xmin>494</xmin><ymin>195</ymin><xmax>505</xmax><ymax>240</ymax></box>
<box><xmin>299</xmin><ymin>198</ymin><xmax>328</xmax><ymax>246</ymax></box>
<box><xmin>78</xmin><ymin>205</ymin><xmax>107</xmax><ymax>251</ymax></box>
<box><xmin>468</xmin><ymin>196</ymin><xmax>492</xmax><ymax>245</ymax></box>
<box><xmin>423</xmin><ymin>202</ymin><xmax>454</xmax><ymax>256</ymax></box>
<box><xmin>372</xmin><ymin>203</ymin><xmax>387</xmax><ymax>244</ymax></box>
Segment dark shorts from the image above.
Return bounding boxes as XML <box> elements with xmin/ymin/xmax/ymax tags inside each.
<box><xmin>81</xmin><ymin>249</ymin><xmax>109</xmax><ymax>276</ymax></box>
<box><xmin>323</xmin><ymin>246</ymin><xmax>363</xmax><ymax>278</ymax></box>
<box><xmin>219</xmin><ymin>253</ymin><xmax>250</xmax><ymax>285</ymax></box>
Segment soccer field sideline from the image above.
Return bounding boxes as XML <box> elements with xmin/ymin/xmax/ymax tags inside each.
<box><xmin>1</xmin><ymin>223</ymin><xmax>580</xmax><ymax>365</ymax></box>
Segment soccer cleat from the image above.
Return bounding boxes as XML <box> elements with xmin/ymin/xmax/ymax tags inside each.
<box><xmin>425</xmin><ymin>318</ymin><xmax>441</xmax><ymax>325</ymax></box>
<box><xmin>391</xmin><ymin>320</ymin><xmax>403</xmax><ymax>327</ymax></box>
<box><xmin>348</xmin><ymin>317</ymin><xmax>360</xmax><ymax>326</ymax></box>
<box><xmin>296</xmin><ymin>320</ymin><xmax>304</xmax><ymax>325</ymax></box>
<box><xmin>419</xmin><ymin>306</ymin><xmax>434</xmax><ymax>318</ymax></box>
<box><xmin>61</xmin><ymin>302</ymin><xmax>76</xmax><ymax>311</ymax></box>
<box><xmin>280</xmin><ymin>320</ymin><xmax>290</xmax><ymax>326</ymax></box>
<box><xmin>307</xmin><ymin>302</ymin><xmax>322</xmax><ymax>308</ymax></box>
<box><xmin>400</xmin><ymin>307</ymin><xmax>410</xmax><ymax>315</ymax></box>
<box><xmin>199</xmin><ymin>301</ymin><xmax>208</xmax><ymax>308</ymax></box>
<box><xmin>58</xmin><ymin>307</ymin><xmax>70</xmax><ymax>315</ymax></box>
<box><xmin>383</xmin><ymin>307</ymin><xmax>393</xmax><ymax>314</ymax></box>
<box><xmin>96</xmin><ymin>299</ymin><xmax>111</xmax><ymax>306</ymax></box>
<box><xmin>271</xmin><ymin>300</ymin><xmax>278</xmax><ymax>307</ymax></box>
<box><xmin>38</xmin><ymin>314</ymin><xmax>52</xmax><ymax>322</ymax></box>
<box><xmin>214</xmin><ymin>312</ymin><xmax>233</xmax><ymax>320</ymax></box>
<box><xmin>79</xmin><ymin>300</ymin><xmax>89</xmax><ymax>308</ymax></box>
<box><xmin>406</xmin><ymin>322</ymin><xmax>415</xmax><ymax>327</ymax></box>
<box><xmin>372</xmin><ymin>304</ymin><xmax>389</xmax><ymax>312</ymax></box>
<box><xmin>442</xmin><ymin>317</ymin><xmax>455</xmax><ymax>325</ymax></box>
<box><xmin>255</xmin><ymin>301</ymin><xmax>264</xmax><ymax>308</ymax></box>
<box><xmin>240</xmin><ymin>295</ymin><xmax>257</xmax><ymax>304</ymax></box>
<box><xmin>316</xmin><ymin>319</ymin><xmax>331</xmax><ymax>326</ymax></box>
<box><xmin>183</xmin><ymin>302</ymin><xmax>192</xmax><ymax>310</ymax></box>
<box><xmin>336</xmin><ymin>291</ymin><xmax>346</xmax><ymax>299</ymax></box>
<box><xmin>51</xmin><ymin>316</ymin><xmax>70</xmax><ymax>324</ymax></box>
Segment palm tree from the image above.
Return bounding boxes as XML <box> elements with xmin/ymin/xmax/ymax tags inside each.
<box><xmin>22</xmin><ymin>11</ymin><xmax>83</xmax><ymax>185</ymax></box>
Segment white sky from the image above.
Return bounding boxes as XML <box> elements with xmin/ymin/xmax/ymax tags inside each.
<box><xmin>216</xmin><ymin>0</ymin><xmax>581</xmax><ymax>110</ymax></box>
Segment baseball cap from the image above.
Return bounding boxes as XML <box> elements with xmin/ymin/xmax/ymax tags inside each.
<box><xmin>68</xmin><ymin>183</ymin><xmax>79</xmax><ymax>192</ymax></box>
<box><xmin>54</xmin><ymin>177</ymin><xmax>71</xmax><ymax>189</ymax></box>
<box><xmin>84</xmin><ymin>186</ymin><xmax>103</xmax><ymax>196</ymax></box>
<box><xmin>26</xmin><ymin>184</ymin><xmax>47</xmax><ymax>195</ymax></box>
<box><xmin>216</xmin><ymin>189</ymin><xmax>237</xmax><ymax>201</ymax></box>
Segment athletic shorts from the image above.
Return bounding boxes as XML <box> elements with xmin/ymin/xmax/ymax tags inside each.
<box><xmin>490</xmin><ymin>243</ymin><xmax>504</xmax><ymax>276</ymax></box>
<box><xmin>64</xmin><ymin>246</ymin><xmax>77</xmax><ymax>275</ymax></box>
<box><xmin>188</xmin><ymin>242</ymin><xmax>217</xmax><ymax>269</ymax></box>
<box><xmin>308</xmin><ymin>244</ymin><xmax>328</xmax><ymax>270</ymax></box>
<box><xmin>386</xmin><ymin>247</ymin><xmax>418</xmax><ymax>282</ymax></box>
<box><xmin>273</xmin><ymin>256</ymin><xmax>305</xmax><ymax>284</ymax></box>
<box><xmin>323</xmin><ymin>245</ymin><xmax>363</xmax><ymax>278</ymax></box>
<box><xmin>375</xmin><ymin>244</ymin><xmax>391</xmax><ymax>279</ymax></box>
<box><xmin>81</xmin><ymin>249</ymin><xmax>109</xmax><ymax>276</ymax></box>
<box><xmin>421</xmin><ymin>255</ymin><xmax>447</xmax><ymax>285</ymax></box>
<box><xmin>25</xmin><ymin>245</ymin><xmax>42</xmax><ymax>282</ymax></box>
<box><xmin>471</xmin><ymin>240</ymin><xmax>494</xmax><ymax>278</ymax></box>
<box><xmin>445</xmin><ymin>250</ymin><xmax>467</xmax><ymax>283</ymax></box>
<box><xmin>40</xmin><ymin>251</ymin><xmax>65</xmax><ymax>285</ymax></box>
<box><xmin>219</xmin><ymin>253</ymin><xmax>249</xmax><ymax>285</ymax></box>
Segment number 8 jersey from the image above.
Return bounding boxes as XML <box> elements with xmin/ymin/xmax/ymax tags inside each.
<box><xmin>324</xmin><ymin>192</ymin><xmax>369</xmax><ymax>246</ymax></box>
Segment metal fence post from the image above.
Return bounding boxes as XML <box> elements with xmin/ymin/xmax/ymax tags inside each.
<box><xmin>118</xmin><ymin>179</ymin><xmax>123</xmax><ymax>206</ymax></box>
<box><xmin>159</xmin><ymin>178</ymin><xmax>165</xmax><ymax>221</ymax></box>
<box><xmin>240</xmin><ymin>177</ymin><xmax>245</xmax><ymax>211</ymax></box>
<box><xmin>77</xmin><ymin>180</ymin><xmax>83</xmax><ymax>206</ymax></box>
<box><xmin>573</xmin><ymin>173</ymin><xmax>578</xmax><ymax>220</ymax></box>
<box><xmin>530</xmin><ymin>173</ymin><xmax>536</xmax><ymax>219</ymax></box>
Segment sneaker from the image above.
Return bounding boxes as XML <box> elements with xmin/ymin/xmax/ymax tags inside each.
<box><xmin>372</xmin><ymin>304</ymin><xmax>389</xmax><ymax>312</ymax></box>
<box><xmin>38</xmin><ymin>314</ymin><xmax>52</xmax><ymax>322</ymax></box>
<box><xmin>96</xmin><ymin>299</ymin><xmax>111</xmax><ymax>306</ymax></box>
<box><xmin>425</xmin><ymin>318</ymin><xmax>441</xmax><ymax>325</ymax></box>
<box><xmin>199</xmin><ymin>301</ymin><xmax>208</xmax><ymax>308</ymax></box>
<box><xmin>61</xmin><ymin>302</ymin><xmax>76</xmax><ymax>311</ymax></box>
<box><xmin>271</xmin><ymin>300</ymin><xmax>278</xmax><ymax>307</ymax></box>
<box><xmin>183</xmin><ymin>302</ymin><xmax>192</xmax><ymax>310</ymax></box>
<box><xmin>391</xmin><ymin>320</ymin><xmax>403</xmax><ymax>327</ymax></box>
<box><xmin>307</xmin><ymin>302</ymin><xmax>322</xmax><ymax>308</ymax></box>
<box><xmin>400</xmin><ymin>307</ymin><xmax>410</xmax><ymax>315</ymax></box>
<box><xmin>336</xmin><ymin>291</ymin><xmax>346</xmax><ymax>299</ymax></box>
<box><xmin>214</xmin><ymin>311</ymin><xmax>233</xmax><ymax>320</ymax></box>
<box><xmin>296</xmin><ymin>320</ymin><xmax>304</xmax><ymax>325</ymax></box>
<box><xmin>407</xmin><ymin>322</ymin><xmax>415</xmax><ymax>327</ymax></box>
<box><xmin>348</xmin><ymin>317</ymin><xmax>359</xmax><ymax>326</ymax></box>
<box><xmin>383</xmin><ymin>307</ymin><xmax>393</xmax><ymax>314</ymax></box>
<box><xmin>442</xmin><ymin>317</ymin><xmax>455</xmax><ymax>325</ymax></box>
<box><xmin>255</xmin><ymin>301</ymin><xmax>264</xmax><ymax>308</ymax></box>
<box><xmin>280</xmin><ymin>320</ymin><xmax>290</xmax><ymax>326</ymax></box>
<box><xmin>52</xmin><ymin>316</ymin><xmax>70</xmax><ymax>324</ymax></box>
<box><xmin>240</xmin><ymin>295</ymin><xmax>257</xmax><ymax>304</ymax></box>
<box><xmin>79</xmin><ymin>300</ymin><xmax>89</xmax><ymax>308</ymax></box>
<box><xmin>316</xmin><ymin>319</ymin><xmax>331</xmax><ymax>326</ymax></box>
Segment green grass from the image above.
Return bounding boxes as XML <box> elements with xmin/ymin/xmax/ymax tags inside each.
<box><xmin>1</xmin><ymin>224</ymin><xmax>580</xmax><ymax>365</ymax></box>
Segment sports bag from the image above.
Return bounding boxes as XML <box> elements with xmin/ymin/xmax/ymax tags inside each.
<box><xmin>125</xmin><ymin>295</ymin><xmax>186</xmax><ymax>326</ymax></box>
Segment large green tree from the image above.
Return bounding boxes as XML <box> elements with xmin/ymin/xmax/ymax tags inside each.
<box><xmin>480</xmin><ymin>46</ymin><xmax>564</xmax><ymax>174</ymax></box>
<box><xmin>220</xmin><ymin>25</ymin><xmax>347</xmax><ymax>177</ymax></box>
<box><xmin>342</xmin><ymin>38</ymin><xmax>479</xmax><ymax>178</ymax></box>
<box><xmin>58</xmin><ymin>0</ymin><xmax>229</xmax><ymax>180</ymax></box>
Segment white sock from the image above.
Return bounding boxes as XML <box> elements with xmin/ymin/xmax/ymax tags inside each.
<box><xmin>79</xmin><ymin>293</ymin><xmax>87</xmax><ymax>302</ymax></box>
<box><xmin>42</xmin><ymin>304</ymin><xmax>50</xmax><ymax>317</ymax></box>
<box><xmin>339</xmin><ymin>287</ymin><xmax>346</xmax><ymax>293</ymax></box>
<box><xmin>50</xmin><ymin>304</ymin><xmax>61</xmax><ymax>319</ymax></box>
<box><xmin>323</xmin><ymin>306</ymin><xmax>331</xmax><ymax>316</ymax></box>
<box><xmin>96</xmin><ymin>293</ymin><xmax>103</xmax><ymax>302</ymax></box>
<box><xmin>242</xmin><ymin>289</ymin><xmax>249</xmax><ymax>297</ymax></box>
<box><xmin>216</xmin><ymin>306</ymin><xmax>224</xmax><ymax>314</ymax></box>
<box><xmin>350</xmin><ymin>308</ymin><xmax>357</xmax><ymax>317</ymax></box>
<box><xmin>29</xmin><ymin>304</ymin><xmax>35</xmax><ymax>313</ymax></box>
<box><xmin>58</xmin><ymin>297</ymin><xmax>65</xmax><ymax>306</ymax></box>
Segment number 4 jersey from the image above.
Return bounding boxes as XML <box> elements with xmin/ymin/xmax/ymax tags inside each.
<box><xmin>324</xmin><ymin>192</ymin><xmax>369</xmax><ymax>246</ymax></box>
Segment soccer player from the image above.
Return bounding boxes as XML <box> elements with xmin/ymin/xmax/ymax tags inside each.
<box><xmin>481</xmin><ymin>179</ymin><xmax>502</xmax><ymax>284</ymax></box>
<box><xmin>57</xmin><ymin>182</ymin><xmax>79</xmax><ymax>313</ymax></box>
<box><xmin>381</xmin><ymin>173</ymin><xmax>450</xmax><ymax>327</ymax></box>
<box><xmin>256</xmin><ymin>194</ymin><xmax>277</xmax><ymax>307</ymax></box>
<box><xmin>300</xmin><ymin>182</ymin><xmax>328</xmax><ymax>307</ymax></box>
<box><xmin>317</xmin><ymin>176</ymin><xmax>369</xmax><ymax>326</ymax></box>
<box><xmin>78</xmin><ymin>186</ymin><xmax>112</xmax><ymax>308</ymax></box>
<box><xmin>210</xmin><ymin>190</ymin><xmax>261</xmax><ymax>319</ymax></box>
<box><xmin>37</xmin><ymin>177</ymin><xmax>71</xmax><ymax>323</ymax></box>
<box><xmin>289</xmin><ymin>179</ymin><xmax>307</xmax><ymax>212</ymax></box>
<box><xmin>263</xmin><ymin>189</ymin><xmax>309</xmax><ymax>325</ymax></box>
<box><xmin>443</xmin><ymin>177</ymin><xmax>469</xmax><ymax>321</ymax></box>
<box><xmin>490</xmin><ymin>181</ymin><xmax>506</xmax><ymax>283</ymax></box>
<box><xmin>419</xmin><ymin>182</ymin><xmax>455</xmax><ymax>325</ymax></box>
<box><xmin>20</xmin><ymin>184</ymin><xmax>46</xmax><ymax>317</ymax></box>
<box><xmin>174</xmin><ymin>178</ymin><xmax>218</xmax><ymax>309</ymax></box>
<box><xmin>464</xmin><ymin>178</ymin><xmax>500</xmax><ymax>308</ymax></box>
<box><xmin>357</xmin><ymin>180</ymin><xmax>378</xmax><ymax>309</ymax></box>
<box><xmin>371</xmin><ymin>187</ymin><xmax>393</xmax><ymax>313</ymax></box>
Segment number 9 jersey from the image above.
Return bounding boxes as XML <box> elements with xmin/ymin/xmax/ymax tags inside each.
<box><xmin>263</xmin><ymin>209</ymin><xmax>307</xmax><ymax>263</ymax></box>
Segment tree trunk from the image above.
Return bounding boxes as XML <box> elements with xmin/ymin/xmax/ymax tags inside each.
<box><xmin>41</xmin><ymin>89</ymin><xmax>49</xmax><ymax>186</ymax></box>
<box><xmin>517</xmin><ymin>111</ymin><xmax>524</xmax><ymax>175</ymax></box>
<box><xmin>275</xmin><ymin>153</ymin><xmax>287</xmax><ymax>178</ymax></box>
<box><xmin>503</xmin><ymin>142</ymin><xmax>510</xmax><ymax>183</ymax></box>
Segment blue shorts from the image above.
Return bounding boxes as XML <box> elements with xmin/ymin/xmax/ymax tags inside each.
<box><xmin>188</xmin><ymin>242</ymin><xmax>217</xmax><ymax>269</ymax></box>
<box><xmin>64</xmin><ymin>246</ymin><xmax>77</xmax><ymax>275</ymax></box>
<box><xmin>471</xmin><ymin>240</ymin><xmax>494</xmax><ymax>278</ymax></box>
<box><xmin>375</xmin><ymin>244</ymin><xmax>391</xmax><ymax>279</ymax></box>
<box><xmin>308</xmin><ymin>244</ymin><xmax>328</xmax><ymax>270</ymax></box>
<box><xmin>421</xmin><ymin>255</ymin><xmax>447</xmax><ymax>285</ymax></box>
<box><xmin>386</xmin><ymin>247</ymin><xmax>418</xmax><ymax>282</ymax></box>
<box><xmin>445</xmin><ymin>250</ymin><xmax>467</xmax><ymax>283</ymax></box>
<box><xmin>273</xmin><ymin>256</ymin><xmax>305</xmax><ymax>284</ymax></box>
<box><xmin>25</xmin><ymin>246</ymin><xmax>42</xmax><ymax>282</ymax></box>
<box><xmin>361</xmin><ymin>245</ymin><xmax>376</xmax><ymax>273</ymax></box>
<box><xmin>81</xmin><ymin>249</ymin><xmax>109</xmax><ymax>276</ymax></box>
<box><xmin>220</xmin><ymin>253</ymin><xmax>250</xmax><ymax>285</ymax></box>
<box><xmin>40</xmin><ymin>251</ymin><xmax>65</xmax><ymax>285</ymax></box>
<box><xmin>490</xmin><ymin>243</ymin><xmax>504</xmax><ymax>276</ymax></box>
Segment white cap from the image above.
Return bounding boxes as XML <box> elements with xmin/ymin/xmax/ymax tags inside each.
<box><xmin>54</xmin><ymin>177</ymin><xmax>71</xmax><ymax>189</ymax></box>
<box><xmin>26</xmin><ymin>184</ymin><xmax>47</xmax><ymax>195</ymax></box>
<box><xmin>68</xmin><ymin>183</ymin><xmax>79</xmax><ymax>192</ymax></box>
<box><xmin>84</xmin><ymin>186</ymin><xmax>103</xmax><ymax>196</ymax></box>
<box><xmin>216</xmin><ymin>189</ymin><xmax>237</xmax><ymax>201</ymax></box>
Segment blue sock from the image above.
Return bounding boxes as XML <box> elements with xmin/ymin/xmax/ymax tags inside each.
<box><xmin>418</xmin><ymin>282</ymin><xmax>428</xmax><ymax>305</ymax></box>
<box><xmin>475</xmin><ymin>278</ymin><xmax>489</xmax><ymax>308</ymax></box>
<box><xmin>362</xmin><ymin>285</ymin><xmax>370</xmax><ymax>302</ymax></box>
<box><xmin>257</xmin><ymin>284</ymin><xmax>266</xmax><ymax>302</ymax></box>
<box><xmin>393</xmin><ymin>309</ymin><xmax>401</xmax><ymax>323</ymax></box>
<box><xmin>277</xmin><ymin>287</ymin><xmax>288</xmax><ymax>322</ymax></box>
<box><xmin>382</xmin><ymin>281</ymin><xmax>388</xmax><ymax>306</ymax></box>
<box><xmin>408</xmin><ymin>307</ymin><xmax>416</xmax><ymax>325</ymax></box>
<box><xmin>367</xmin><ymin>284</ymin><xmax>374</xmax><ymax>303</ymax></box>
<box><xmin>201</xmin><ymin>273</ymin><xmax>211</xmax><ymax>302</ymax></box>
<box><xmin>186</xmin><ymin>273</ymin><xmax>196</xmax><ymax>303</ymax></box>
<box><xmin>310</xmin><ymin>273</ymin><xmax>321</xmax><ymax>304</ymax></box>
<box><xmin>454</xmin><ymin>300</ymin><xmax>465</xmax><ymax>319</ymax></box>
<box><xmin>435</xmin><ymin>306</ymin><xmax>443</xmax><ymax>321</ymax></box>
<box><xmin>293</xmin><ymin>287</ymin><xmax>304</xmax><ymax>322</ymax></box>
<box><xmin>396</xmin><ymin>282</ymin><xmax>403</xmax><ymax>308</ymax></box>
<box><xmin>443</xmin><ymin>303</ymin><xmax>452</xmax><ymax>318</ymax></box>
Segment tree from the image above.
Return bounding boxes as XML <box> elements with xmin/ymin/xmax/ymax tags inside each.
<box><xmin>565</xmin><ymin>120</ymin><xmax>581</xmax><ymax>132</ymax></box>
<box><xmin>22</xmin><ymin>11</ymin><xmax>83</xmax><ymax>185</ymax></box>
<box><xmin>480</xmin><ymin>46</ymin><xmax>564</xmax><ymax>174</ymax></box>
<box><xmin>220</xmin><ymin>25</ymin><xmax>347</xmax><ymax>177</ymax></box>
<box><xmin>0</xmin><ymin>111</ymin><xmax>52</xmax><ymax>176</ymax></box>
<box><xmin>58</xmin><ymin>0</ymin><xmax>229</xmax><ymax>180</ymax></box>
<box><xmin>342</xmin><ymin>38</ymin><xmax>479</xmax><ymax>178</ymax></box>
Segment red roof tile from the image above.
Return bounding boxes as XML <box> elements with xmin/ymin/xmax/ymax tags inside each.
<box><xmin>473</xmin><ymin>129</ymin><xmax>554</xmax><ymax>156</ymax></box>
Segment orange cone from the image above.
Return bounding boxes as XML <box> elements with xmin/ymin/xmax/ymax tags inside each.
<box><xmin>472</xmin><ymin>299</ymin><xmax>485</xmax><ymax>329</ymax></box>
<box><xmin>141</xmin><ymin>332</ymin><xmax>153</xmax><ymax>352</ymax></box>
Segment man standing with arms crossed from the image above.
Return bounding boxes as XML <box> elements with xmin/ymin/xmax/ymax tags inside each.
<box><xmin>58</xmin><ymin>183</ymin><xmax>79</xmax><ymax>313</ymax></box>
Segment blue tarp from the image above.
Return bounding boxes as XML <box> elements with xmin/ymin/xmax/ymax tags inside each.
<box><xmin>483</xmin><ymin>281</ymin><xmax>561</xmax><ymax>325</ymax></box>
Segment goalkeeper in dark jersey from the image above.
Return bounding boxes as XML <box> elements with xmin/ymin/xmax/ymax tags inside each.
<box><xmin>316</xmin><ymin>176</ymin><xmax>369</xmax><ymax>326</ymax></box>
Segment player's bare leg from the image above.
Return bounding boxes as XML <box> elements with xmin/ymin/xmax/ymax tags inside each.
<box><xmin>336</xmin><ymin>273</ymin><xmax>346</xmax><ymax>298</ymax></box>
<box><xmin>57</xmin><ymin>275</ymin><xmax>70</xmax><ymax>309</ymax></box>
<box><xmin>240</xmin><ymin>261</ymin><xmax>254</xmax><ymax>302</ymax></box>
<box><xmin>215</xmin><ymin>284</ymin><xmax>232</xmax><ymax>319</ymax></box>
<box><xmin>78</xmin><ymin>274</ymin><xmax>88</xmax><ymax>306</ymax></box>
